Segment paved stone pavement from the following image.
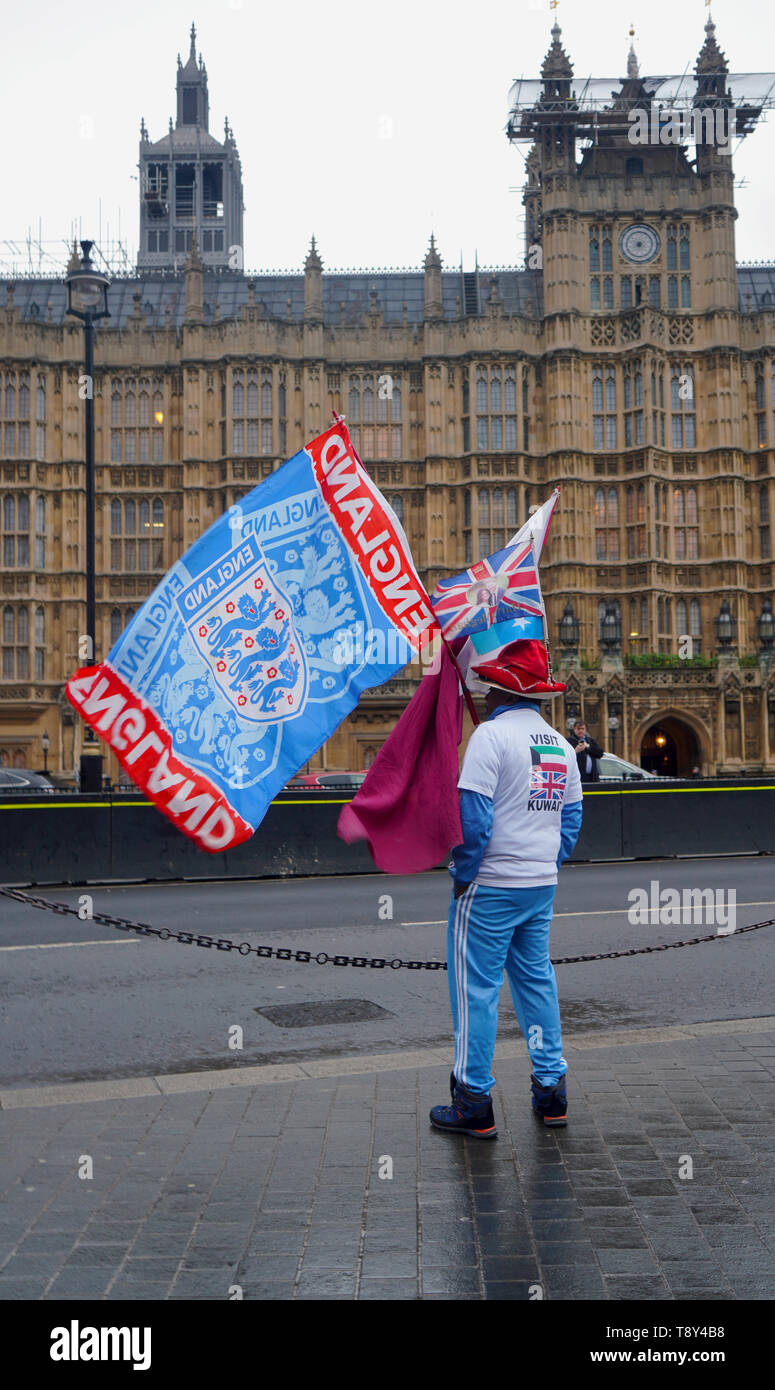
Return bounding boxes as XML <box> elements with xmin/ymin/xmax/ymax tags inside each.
<box><xmin>1</xmin><ymin>1018</ymin><xmax>774</xmax><ymax>1301</ymax></box>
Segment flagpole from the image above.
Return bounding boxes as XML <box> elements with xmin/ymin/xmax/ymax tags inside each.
<box><xmin>333</xmin><ymin>408</ymin><xmax>480</xmax><ymax>725</ymax></box>
<box><xmin>440</xmin><ymin>633</ymin><xmax>481</xmax><ymax>726</ymax></box>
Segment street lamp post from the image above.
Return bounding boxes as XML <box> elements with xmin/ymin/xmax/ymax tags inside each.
<box><xmin>41</xmin><ymin>731</ymin><xmax>50</xmax><ymax>775</ymax></box>
<box><xmin>66</xmin><ymin>241</ymin><xmax>110</xmax><ymax>791</ymax></box>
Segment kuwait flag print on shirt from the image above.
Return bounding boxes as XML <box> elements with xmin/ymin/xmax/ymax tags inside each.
<box><xmin>528</xmin><ymin>739</ymin><xmax>567</xmax><ymax>808</ymax></box>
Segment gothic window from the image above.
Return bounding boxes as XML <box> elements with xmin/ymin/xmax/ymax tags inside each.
<box><xmin>261</xmin><ymin>370</ymin><xmax>272</xmax><ymax>417</ymax></box>
<box><xmin>603</xmin><ymin>276</ymin><xmax>614</xmax><ymax>310</ymax></box>
<box><xmin>756</xmin><ymin>364</ymin><xmax>767</xmax><ymax>446</ymax></box>
<box><xmin>673</xmin><ymin>486</ymin><xmax>698</xmax><ymax>560</ymax></box>
<box><xmin>390</xmin><ymin>495</ymin><xmax>403</xmax><ymax>523</ymax></box>
<box><xmin>1</xmin><ymin>605</ymin><xmax>29</xmax><ymax>680</ymax></box>
<box><xmin>667</xmin><ymin>227</ymin><xmax>677</xmax><ymax>270</ymax></box>
<box><xmin>668</xmin><ymin>276</ymin><xmax>678</xmax><ymax>309</ymax></box>
<box><xmin>621</xmin><ymin>277</ymin><xmax>632</xmax><ymax>310</ymax></box>
<box><xmin>601</xmin><ymin>230</ymin><xmax>612</xmax><ymax>271</ymax></box>
<box><xmin>760</xmin><ymin>485</ymin><xmax>770</xmax><ymax>559</ymax></box>
<box><xmin>110</xmin><ymin>608</ymin><xmax>122</xmax><ymax>646</ymax></box>
<box><xmin>589</xmin><ymin>231</ymin><xmax>600</xmax><ymax>272</ymax></box>
<box><xmin>472</xmin><ymin>486</ymin><xmax>511</xmax><ymax>557</ymax></box>
<box><xmin>590</xmin><ymin>278</ymin><xmax>600</xmax><ymax>310</ymax></box>
<box><xmin>348</xmin><ymin>373</ymin><xmax>402</xmax><ymax>459</ymax></box>
<box><xmin>651</xmin><ymin>366</ymin><xmax>665</xmax><ymax>446</ymax></box>
<box><xmin>1</xmin><ymin>493</ymin><xmax>30</xmax><ymax>568</ymax></box>
<box><xmin>110</xmin><ymin>498</ymin><xmax>163</xmax><ymax>572</ymax></box>
<box><xmin>35</xmin><ymin>497</ymin><xmax>45</xmax><ymax>568</ymax></box>
<box><xmin>690</xmin><ymin>599</ymin><xmax>700</xmax><ymax>637</ymax></box>
<box><xmin>594</xmin><ymin>488</ymin><xmax>619</xmax><ymax>560</ymax></box>
<box><xmin>247</xmin><ymin>373</ymin><xmax>258</xmax><ymax>417</ymax></box>
<box><xmin>623</xmin><ymin>362</ymin><xmax>644</xmax><ymax>446</ymax></box>
<box><xmin>649</xmin><ymin>276</ymin><xmax>661</xmax><ymax>308</ymax></box>
<box><xmin>681</xmin><ymin>276</ymin><xmax>691</xmax><ymax>308</ymax></box>
<box><xmin>34</xmin><ymin>607</ymin><xmax>44</xmax><ymax>679</ymax></box>
<box><xmin>593</xmin><ymin>366</ymin><xmax>617</xmax><ymax>449</ymax></box>
<box><xmin>679</xmin><ymin>225</ymin><xmax>690</xmax><ymax>270</ymax></box>
<box><xmin>671</xmin><ymin>365</ymin><xmax>695</xmax><ymax>447</ymax></box>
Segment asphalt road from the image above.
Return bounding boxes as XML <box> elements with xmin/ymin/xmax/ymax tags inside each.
<box><xmin>1</xmin><ymin>856</ymin><xmax>774</xmax><ymax>1089</ymax></box>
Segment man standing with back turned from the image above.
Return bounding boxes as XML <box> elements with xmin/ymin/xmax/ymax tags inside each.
<box><xmin>430</xmin><ymin>639</ymin><xmax>583</xmax><ymax>1139</ymax></box>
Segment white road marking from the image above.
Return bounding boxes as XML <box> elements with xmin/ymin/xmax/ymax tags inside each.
<box><xmin>0</xmin><ymin>940</ymin><xmax>138</xmax><ymax>952</ymax></box>
<box><xmin>402</xmin><ymin>900</ymin><xmax>775</xmax><ymax>926</ymax></box>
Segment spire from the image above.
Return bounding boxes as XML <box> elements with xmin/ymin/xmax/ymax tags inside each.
<box><xmin>304</xmin><ymin>236</ymin><xmax>323</xmax><ymax>322</ymax></box>
<box><xmin>305</xmin><ymin>235</ymin><xmax>322</xmax><ymax>271</ymax></box>
<box><xmin>541</xmin><ymin>20</ymin><xmax>573</xmax><ymax>81</ymax></box>
<box><xmin>423</xmin><ymin>234</ymin><xmax>443</xmax><ymax>318</ymax></box>
<box><xmin>696</xmin><ymin>11</ymin><xmax>728</xmax><ymax>75</ymax></box>
<box><xmin>627</xmin><ymin>24</ymin><xmax>639</xmax><ymax>79</ymax></box>
<box><xmin>424</xmin><ymin>232</ymin><xmax>442</xmax><ymax>270</ymax></box>
<box><xmin>181</xmin><ymin>20</ymin><xmax>201</xmax><ymax>77</ymax></box>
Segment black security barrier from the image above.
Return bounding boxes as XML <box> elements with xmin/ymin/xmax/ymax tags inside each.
<box><xmin>617</xmin><ymin>779</ymin><xmax>775</xmax><ymax>858</ymax></box>
<box><xmin>0</xmin><ymin>779</ymin><xmax>773</xmax><ymax>886</ymax></box>
<box><xmin>0</xmin><ymin>794</ymin><xmax>113</xmax><ymax>884</ymax></box>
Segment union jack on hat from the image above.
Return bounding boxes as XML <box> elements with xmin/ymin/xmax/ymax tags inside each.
<box><xmin>470</xmin><ymin>639</ymin><xmax>567</xmax><ymax>699</ymax></box>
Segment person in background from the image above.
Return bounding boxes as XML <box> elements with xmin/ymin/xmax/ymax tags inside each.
<box><xmin>429</xmin><ymin>639</ymin><xmax>583</xmax><ymax>1140</ymax></box>
<box><xmin>568</xmin><ymin>718</ymin><xmax>604</xmax><ymax>783</ymax></box>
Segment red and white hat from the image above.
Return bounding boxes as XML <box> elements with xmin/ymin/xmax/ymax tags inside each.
<box><xmin>470</xmin><ymin>639</ymin><xmax>567</xmax><ymax>699</ymax></box>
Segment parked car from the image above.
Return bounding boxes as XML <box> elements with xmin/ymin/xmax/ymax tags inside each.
<box><xmin>597</xmin><ymin>754</ymin><xmax>657</xmax><ymax>782</ymax></box>
<box><xmin>0</xmin><ymin>768</ymin><xmax>56</xmax><ymax>793</ymax></box>
<box><xmin>286</xmin><ymin>771</ymin><xmax>367</xmax><ymax>790</ymax></box>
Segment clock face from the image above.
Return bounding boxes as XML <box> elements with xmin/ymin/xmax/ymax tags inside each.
<box><xmin>619</xmin><ymin>224</ymin><xmax>660</xmax><ymax>264</ymax></box>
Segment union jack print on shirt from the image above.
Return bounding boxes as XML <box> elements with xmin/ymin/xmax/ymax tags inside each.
<box><xmin>530</xmin><ymin>746</ymin><xmax>567</xmax><ymax>802</ymax></box>
<box><xmin>431</xmin><ymin>539</ymin><xmax>544</xmax><ymax>640</ymax></box>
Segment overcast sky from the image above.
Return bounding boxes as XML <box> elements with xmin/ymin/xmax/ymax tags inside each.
<box><xmin>2</xmin><ymin>0</ymin><xmax>773</xmax><ymax>277</ymax></box>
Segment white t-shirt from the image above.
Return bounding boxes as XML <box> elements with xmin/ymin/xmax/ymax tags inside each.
<box><xmin>458</xmin><ymin>704</ymin><xmax>583</xmax><ymax>888</ymax></box>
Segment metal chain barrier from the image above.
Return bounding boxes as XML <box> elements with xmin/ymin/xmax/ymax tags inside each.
<box><xmin>2</xmin><ymin>885</ymin><xmax>775</xmax><ymax>970</ymax></box>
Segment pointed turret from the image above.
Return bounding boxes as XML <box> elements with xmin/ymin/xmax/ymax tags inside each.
<box><xmin>541</xmin><ymin>20</ymin><xmax>573</xmax><ymax>99</ymax></box>
<box><xmin>184</xmin><ymin>236</ymin><xmax>204</xmax><ymax>323</ymax></box>
<box><xmin>304</xmin><ymin>236</ymin><xmax>323</xmax><ymax>321</ymax></box>
<box><xmin>696</xmin><ymin>12</ymin><xmax>728</xmax><ymax>78</ymax></box>
<box><xmin>177</xmin><ymin>22</ymin><xmax>210</xmax><ymax>129</ymax></box>
<box><xmin>627</xmin><ymin>24</ymin><xmax>639</xmax><ymax>79</ymax></box>
<box><xmin>424</xmin><ymin>234</ymin><xmax>443</xmax><ymax>319</ymax></box>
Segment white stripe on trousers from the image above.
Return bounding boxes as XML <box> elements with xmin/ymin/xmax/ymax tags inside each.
<box><xmin>453</xmin><ymin>884</ymin><xmax>476</xmax><ymax>1088</ymax></box>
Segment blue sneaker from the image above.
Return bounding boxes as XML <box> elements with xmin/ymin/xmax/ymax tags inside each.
<box><xmin>531</xmin><ymin>1072</ymin><xmax>568</xmax><ymax>1128</ymax></box>
<box><xmin>430</xmin><ymin>1082</ymin><xmax>498</xmax><ymax>1140</ymax></box>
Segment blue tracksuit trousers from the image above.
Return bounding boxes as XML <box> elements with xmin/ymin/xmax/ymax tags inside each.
<box><xmin>447</xmin><ymin>881</ymin><xmax>567</xmax><ymax>1093</ymax></box>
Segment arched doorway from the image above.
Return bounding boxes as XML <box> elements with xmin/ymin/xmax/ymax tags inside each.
<box><xmin>640</xmin><ymin>716</ymin><xmax>701</xmax><ymax>777</ymax></box>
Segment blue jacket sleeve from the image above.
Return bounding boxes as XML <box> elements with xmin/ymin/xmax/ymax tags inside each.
<box><xmin>450</xmin><ymin>789</ymin><xmax>494</xmax><ymax>884</ymax></box>
<box><xmin>557</xmin><ymin>799</ymin><xmax>583</xmax><ymax>869</ymax></box>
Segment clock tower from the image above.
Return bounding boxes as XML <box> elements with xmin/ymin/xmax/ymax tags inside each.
<box><xmin>503</xmin><ymin>17</ymin><xmax>775</xmax><ymax>773</ymax></box>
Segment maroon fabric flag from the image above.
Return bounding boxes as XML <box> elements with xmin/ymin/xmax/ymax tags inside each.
<box><xmin>337</xmin><ymin>644</ymin><xmax>465</xmax><ymax>874</ymax></box>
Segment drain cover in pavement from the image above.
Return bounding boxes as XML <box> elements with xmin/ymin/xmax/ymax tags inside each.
<box><xmin>255</xmin><ymin>998</ymin><xmax>392</xmax><ymax>1028</ymax></box>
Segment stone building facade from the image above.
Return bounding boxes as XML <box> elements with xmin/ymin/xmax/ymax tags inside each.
<box><xmin>0</xmin><ymin>19</ymin><xmax>773</xmax><ymax>783</ymax></box>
